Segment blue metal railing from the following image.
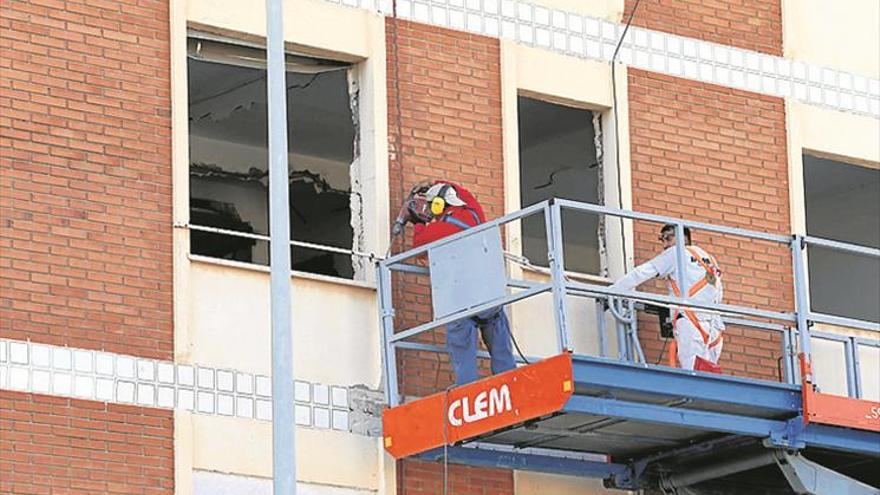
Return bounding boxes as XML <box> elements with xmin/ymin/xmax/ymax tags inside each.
<box><xmin>377</xmin><ymin>199</ymin><xmax>879</xmax><ymax>406</ymax></box>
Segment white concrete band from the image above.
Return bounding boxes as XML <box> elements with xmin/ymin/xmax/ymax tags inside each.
<box><xmin>329</xmin><ymin>0</ymin><xmax>879</xmax><ymax>119</ymax></box>
<box><xmin>0</xmin><ymin>338</ymin><xmax>359</xmax><ymax>433</ymax></box>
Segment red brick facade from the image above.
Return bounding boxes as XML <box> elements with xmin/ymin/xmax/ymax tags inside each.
<box><xmin>385</xmin><ymin>17</ymin><xmax>512</xmax><ymax>494</ymax></box>
<box><xmin>0</xmin><ymin>0</ymin><xmax>817</xmax><ymax>491</ymax></box>
<box><xmin>0</xmin><ymin>0</ymin><xmax>173</xmax><ymax>361</ymax></box>
<box><xmin>0</xmin><ymin>1</ymin><xmax>174</xmax><ymax>493</ymax></box>
<box><xmin>399</xmin><ymin>460</ymin><xmax>514</xmax><ymax>495</ymax></box>
<box><xmin>0</xmin><ymin>391</ymin><xmax>174</xmax><ymax>495</ymax></box>
<box><xmin>624</xmin><ymin>0</ymin><xmax>783</xmax><ymax>56</ymax></box>
<box><xmin>627</xmin><ymin>69</ymin><xmax>792</xmax><ymax>380</ymax></box>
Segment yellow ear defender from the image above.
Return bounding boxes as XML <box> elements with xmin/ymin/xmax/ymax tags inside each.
<box><xmin>430</xmin><ymin>196</ymin><xmax>446</xmax><ymax>216</ymax></box>
<box><xmin>430</xmin><ymin>184</ymin><xmax>452</xmax><ymax>216</ymax></box>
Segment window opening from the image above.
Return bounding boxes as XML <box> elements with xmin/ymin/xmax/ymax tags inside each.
<box><xmin>187</xmin><ymin>37</ymin><xmax>360</xmax><ymax>279</ymax></box>
<box><xmin>803</xmin><ymin>154</ymin><xmax>880</xmax><ymax>323</ymax></box>
<box><xmin>518</xmin><ymin>96</ymin><xmax>602</xmax><ymax>274</ymax></box>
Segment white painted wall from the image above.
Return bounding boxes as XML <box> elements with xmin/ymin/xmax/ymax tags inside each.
<box><xmin>783</xmin><ymin>0</ymin><xmax>880</xmax><ymax>78</ymax></box>
<box><xmin>194</xmin><ymin>471</ymin><xmax>376</xmax><ymax>495</ymax></box>
<box><xmin>189</xmin><ymin>416</ymin><xmax>381</xmax><ymax>487</ymax></box>
<box><xmin>186</xmin><ymin>261</ymin><xmax>380</xmax><ymax>386</ymax></box>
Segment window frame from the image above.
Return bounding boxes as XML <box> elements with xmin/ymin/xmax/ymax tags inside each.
<box><xmin>183</xmin><ymin>32</ymin><xmax>372</xmax><ymax>282</ymax></box>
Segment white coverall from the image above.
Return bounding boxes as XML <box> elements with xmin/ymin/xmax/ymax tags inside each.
<box><xmin>610</xmin><ymin>245</ymin><xmax>724</xmax><ymax>370</ymax></box>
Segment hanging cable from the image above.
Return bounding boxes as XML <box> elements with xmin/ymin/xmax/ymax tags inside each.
<box><xmin>610</xmin><ymin>0</ymin><xmax>645</xmax><ymax>273</ymax></box>
<box><xmin>442</xmin><ymin>384</ymin><xmax>454</xmax><ymax>495</ymax></box>
<box><xmin>389</xmin><ymin>0</ymin><xmax>407</xmax><ymax>257</ymax></box>
<box><xmin>655</xmin><ymin>334</ymin><xmax>669</xmax><ymax>365</ymax></box>
<box><xmin>610</xmin><ymin>0</ymin><xmax>650</xmax><ymax>362</ymax></box>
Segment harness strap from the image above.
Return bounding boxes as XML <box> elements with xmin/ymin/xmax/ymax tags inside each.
<box><xmin>666</xmin><ymin>279</ymin><xmax>722</xmax><ymax>349</ymax></box>
<box><xmin>441</xmin><ymin>208</ymin><xmax>480</xmax><ymax>231</ymax></box>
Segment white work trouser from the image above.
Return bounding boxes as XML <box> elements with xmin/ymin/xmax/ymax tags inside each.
<box><xmin>674</xmin><ymin>317</ymin><xmax>723</xmax><ymax>370</ymax></box>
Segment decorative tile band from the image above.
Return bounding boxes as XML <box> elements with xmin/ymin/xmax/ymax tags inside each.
<box><xmin>331</xmin><ymin>0</ymin><xmax>880</xmax><ymax>119</ymax></box>
<box><xmin>0</xmin><ymin>339</ymin><xmax>381</xmax><ymax>435</ymax></box>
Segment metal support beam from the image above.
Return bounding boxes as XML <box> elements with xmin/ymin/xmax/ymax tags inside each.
<box><xmin>774</xmin><ymin>451</ymin><xmax>880</xmax><ymax>495</ymax></box>
<box><xmin>524</xmin><ymin>425</ymin><xmax>682</xmax><ymax>448</ymax></box>
<box><xmin>615</xmin><ymin>435</ymin><xmax>752</xmax><ymax>490</ymax></box>
<box><xmin>417</xmin><ymin>445</ymin><xmax>629</xmax><ymax>480</ymax></box>
<box><xmin>564</xmin><ymin>395</ymin><xmax>782</xmax><ymax>438</ymax></box>
<box><xmin>266</xmin><ymin>0</ymin><xmax>295</xmax><ymax>491</ymax></box>
<box><xmin>659</xmin><ymin>450</ymin><xmax>777</xmax><ymax>492</ymax></box>
<box><xmin>570</xmin><ymin>355</ymin><xmax>801</xmax><ymax>414</ymax></box>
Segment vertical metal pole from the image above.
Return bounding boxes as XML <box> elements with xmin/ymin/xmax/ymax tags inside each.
<box><xmin>596</xmin><ymin>300</ymin><xmax>607</xmax><ymax>357</ymax></box>
<box><xmin>674</xmin><ymin>223</ymin><xmax>688</xmax><ymax>300</ymax></box>
<box><xmin>614</xmin><ymin>299</ymin><xmax>628</xmax><ymax>361</ymax></box>
<box><xmin>266</xmin><ymin>0</ymin><xmax>296</xmax><ymax>493</ymax></box>
<box><xmin>844</xmin><ymin>338</ymin><xmax>857</xmax><ymax>398</ymax></box>
<box><xmin>782</xmin><ymin>328</ymin><xmax>794</xmax><ymax>384</ymax></box>
<box><xmin>791</xmin><ymin>329</ymin><xmax>802</xmax><ymax>386</ymax></box>
<box><xmin>629</xmin><ymin>302</ymin><xmax>646</xmax><ymax>364</ymax></box>
<box><xmin>623</xmin><ymin>302</ymin><xmax>634</xmax><ymax>361</ymax></box>
<box><xmin>377</xmin><ymin>263</ymin><xmax>399</xmax><ymax>406</ymax></box>
<box><xmin>791</xmin><ymin>236</ymin><xmax>813</xmax><ymax>383</ymax></box>
<box><xmin>545</xmin><ymin>202</ymin><xmax>570</xmax><ymax>351</ymax></box>
<box><xmin>851</xmin><ymin>339</ymin><xmax>863</xmax><ymax>399</ymax></box>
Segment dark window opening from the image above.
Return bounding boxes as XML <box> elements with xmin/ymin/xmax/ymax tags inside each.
<box><xmin>804</xmin><ymin>154</ymin><xmax>880</xmax><ymax>323</ymax></box>
<box><xmin>518</xmin><ymin>96</ymin><xmax>602</xmax><ymax>274</ymax></box>
<box><xmin>187</xmin><ymin>38</ymin><xmax>358</xmax><ymax>279</ymax></box>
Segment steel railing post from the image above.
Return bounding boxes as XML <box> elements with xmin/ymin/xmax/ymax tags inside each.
<box><xmin>546</xmin><ymin>202</ymin><xmax>570</xmax><ymax>351</ymax></box>
<box><xmin>791</xmin><ymin>235</ymin><xmax>813</xmax><ymax>382</ymax></box>
<box><xmin>377</xmin><ymin>263</ymin><xmax>399</xmax><ymax>406</ymax></box>
<box><xmin>596</xmin><ymin>299</ymin><xmax>608</xmax><ymax>357</ymax></box>
<box><xmin>674</xmin><ymin>223</ymin><xmax>688</xmax><ymax>300</ymax></box>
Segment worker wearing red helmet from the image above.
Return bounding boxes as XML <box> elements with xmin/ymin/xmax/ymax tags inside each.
<box><xmin>405</xmin><ymin>181</ymin><xmax>516</xmax><ymax>385</ymax></box>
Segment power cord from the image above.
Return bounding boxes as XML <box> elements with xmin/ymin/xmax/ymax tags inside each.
<box><xmin>655</xmin><ymin>336</ymin><xmax>669</xmax><ymax>365</ymax></box>
<box><xmin>441</xmin><ymin>384</ymin><xmax>454</xmax><ymax>495</ymax></box>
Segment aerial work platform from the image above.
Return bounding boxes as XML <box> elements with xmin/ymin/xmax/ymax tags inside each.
<box><xmin>378</xmin><ymin>200</ymin><xmax>880</xmax><ymax>493</ymax></box>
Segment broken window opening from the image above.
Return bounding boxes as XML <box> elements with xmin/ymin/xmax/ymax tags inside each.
<box><xmin>518</xmin><ymin>96</ymin><xmax>602</xmax><ymax>275</ymax></box>
<box><xmin>803</xmin><ymin>154</ymin><xmax>880</xmax><ymax>323</ymax></box>
<box><xmin>187</xmin><ymin>37</ymin><xmax>361</xmax><ymax>279</ymax></box>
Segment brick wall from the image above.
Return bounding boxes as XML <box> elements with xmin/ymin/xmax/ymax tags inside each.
<box><xmin>0</xmin><ymin>391</ymin><xmax>174</xmax><ymax>495</ymax></box>
<box><xmin>399</xmin><ymin>459</ymin><xmax>514</xmax><ymax>495</ymax></box>
<box><xmin>0</xmin><ymin>0</ymin><xmax>173</xmax><ymax>360</ymax></box>
<box><xmin>623</xmin><ymin>0</ymin><xmax>783</xmax><ymax>56</ymax></box>
<box><xmin>385</xmin><ymin>17</ymin><xmax>510</xmax><ymax>494</ymax></box>
<box><xmin>627</xmin><ymin>69</ymin><xmax>792</xmax><ymax>381</ymax></box>
<box><xmin>0</xmin><ymin>1</ymin><xmax>173</xmax><ymax>493</ymax></box>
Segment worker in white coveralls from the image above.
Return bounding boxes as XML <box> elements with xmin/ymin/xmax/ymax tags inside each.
<box><xmin>609</xmin><ymin>224</ymin><xmax>725</xmax><ymax>372</ymax></box>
